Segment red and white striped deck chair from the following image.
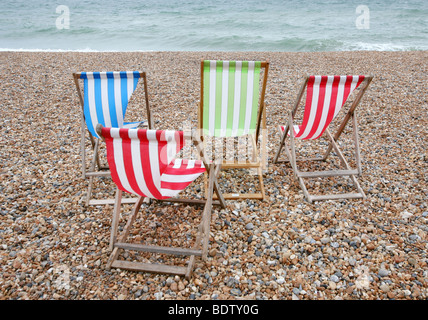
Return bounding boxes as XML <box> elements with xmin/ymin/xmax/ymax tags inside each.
<box><xmin>73</xmin><ymin>71</ymin><xmax>153</xmax><ymax>206</ymax></box>
<box><xmin>96</xmin><ymin>124</ymin><xmax>225</xmax><ymax>279</ymax></box>
<box><xmin>274</xmin><ymin>75</ymin><xmax>373</xmax><ymax>203</ymax></box>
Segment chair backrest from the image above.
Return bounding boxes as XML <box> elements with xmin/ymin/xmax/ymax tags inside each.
<box><xmin>296</xmin><ymin>75</ymin><xmax>365</xmax><ymax>140</ymax></box>
<box><xmin>100</xmin><ymin>127</ymin><xmax>205</xmax><ymax>200</ymax></box>
<box><xmin>200</xmin><ymin>60</ymin><xmax>267</xmax><ymax>138</ymax></box>
<box><xmin>79</xmin><ymin>71</ymin><xmax>141</xmax><ymax>138</ymax></box>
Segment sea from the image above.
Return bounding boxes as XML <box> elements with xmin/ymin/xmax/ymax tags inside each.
<box><xmin>1</xmin><ymin>0</ymin><xmax>427</xmax><ymax>52</ymax></box>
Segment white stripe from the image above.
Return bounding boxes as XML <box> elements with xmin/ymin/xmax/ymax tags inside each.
<box><xmin>100</xmin><ymin>78</ymin><xmax>111</xmax><ymax>127</ymax></box>
<box><xmin>161</xmin><ymin>172</ymin><xmax>203</xmax><ymax>183</ymax></box>
<box><xmin>334</xmin><ymin>76</ymin><xmax>347</xmax><ymax>118</ymax></box>
<box><xmin>159</xmin><ymin>188</ymin><xmax>182</xmax><ymax>198</ymax></box>
<box><xmin>127</xmin><ymin>71</ymin><xmax>134</xmax><ymax>101</ymax></box>
<box><xmin>109</xmin><ymin>127</ymin><xmax>121</xmax><ymax>138</ymax></box>
<box><xmin>293</xmin><ymin>125</ymin><xmax>301</xmax><ymax>136</ymax></box>
<box><xmin>311</xmin><ymin>76</ymin><xmax>333</xmax><ymax>139</ymax></box>
<box><xmin>147</xmin><ymin>130</ymin><xmax>161</xmax><ymax>191</ymax></box>
<box><xmin>173</xmin><ymin>158</ymin><xmax>182</xmax><ymax>169</ymax></box>
<box><xmin>187</xmin><ymin>159</ymin><xmax>195</xmax><ymax>169</ymax></box>
<box><xmin>299</xmin><ymin>75</ymin><xmax>321</xmax><ymax>139</ymax></box>
<box><xmin>220</xmin><ymin>61</ymin><xmax>229</xmax><ymax>137</ymax></box>
<box><xmin>243</xmin><ymin>61</ymin><xmax>255</xmax><ymax>135</ymax></box>
<box><xmin>208</xmin><ymin>60</ymin><xmax>217</xmax><ymax>136</ymax></box>
<box><xmin>350</xmin><ymin>76</ymin><xmax>359</xmax><ymax>94</ymax></box>
<box><xmin>232</xmin><ymin>61</ymin><xmax>242</xmax><ymax>137</ymax></box>
<box><xmin>165</xmin><ymin>130</ymin><xmax>178</xmax><ymax>165</ymax></box>
<box><xmin>113</xmin><ymin>72</ymin><xmax>124</xmax><ymax>127</ymax></box>
<box><xmin>87</xmin><ymin>73</ymin><xmax>99</xmax><ymax>137</ymax></box>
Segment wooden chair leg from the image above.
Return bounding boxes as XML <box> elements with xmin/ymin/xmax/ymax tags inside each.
<box><xmin>109</xmin><ymin>188</ymin><xmax>123</xmax><ymax>251</ymax></box>
<box><xmin>106</xmin><ymin>195</ymin><xmax>145</xmax><ymax>270</ymax></box>
<box><xmin>85</xmin><ymin>138</ymin><xmax>100</xmax><ymax>206</ymax></box>
<box><xmin>86</xmin><ymin>176</ymin><xmax>94</xmax><ymax>206</ymax></box>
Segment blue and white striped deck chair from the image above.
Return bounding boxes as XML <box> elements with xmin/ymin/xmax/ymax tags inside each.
<box><xmin>73</xmin><ymin>71</ymin><xmax>153</xmax><ymax>206</ymax></box>
<box><xmin>198</xmin><ymin>60</ymin><xmax>269</xmax><ymax>200</ymax></box>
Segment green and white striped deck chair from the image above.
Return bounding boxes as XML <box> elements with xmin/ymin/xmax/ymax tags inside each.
<box><xmin>199</xmin><ymin>60</ymin><xmax>269</xmax><ymax>200</ymax></box>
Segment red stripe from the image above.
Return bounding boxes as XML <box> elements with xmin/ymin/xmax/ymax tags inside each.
<box><xmin>104</xmin><ymin>128</ymin><xmax>126</xmax><ymax>192</ymax></box>
<box><xmin>325</xmin><ymin>75</ymin><xmax>341</xmax><ymax>132</ymax></box>
<box><xmin>138</xmin><ymin>129</ymin><xmax>163</xmax><ymax>199</ymax></box>
<box><xmin>119</xmin><ymin>128</ymin><xmax>142</xmax><ymax>195</ymax></box>
<box><xmin>194</xmin><ymin>160</ymin><xmax>203</xmax><ymax>168</ymax></box>
<box><xmin>161</xmin><ymin>181</ymin><xmax>198</xmax><ymax>191</ymax></box>
<box><xmin>312</xmin><ymin>75</ymin><xmax>341</xmax><ymax>140</ymax></box>
<box><xmin>176</xmin><ymin>131</ymin><xmax>184</xmax><ymax>155</ymax></box>
<box><xmin>157</xmin><ymin>130</ymin><xmax>168</xmax><ymax>174</ymax></box>
<box><xmin>342</xmin><ymin>76</ymin><xmax>353</xmax><ymax>105</ymax></box>
<box><xmin>356</xmin><ymin>75</ymin><xmax>365</xmax><ymax>88</ymax></box>
<box><xmin>306</xmin><ymin>76</ymin><xmax>328</xmax><ymax>139</ymax></box>
<box><xmin>296</xmin><ymin>76</ymin><xmax>315</xmax><ymax>138</ymax></box>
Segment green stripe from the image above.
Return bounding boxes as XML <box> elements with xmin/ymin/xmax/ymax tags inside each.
<box><xmin>226</xmin><ymin>61</ymin><xmax>236</xmax><ymax>137</ymax></box>
<box><xmin>215</xmin><ymin>61</ymin><xmax>223</xmax><ymax>136</ymax></box>
<box><xmin>237</xmin><ymin>61</ymin><xmax>249</xmax><ymax>137</ymax></box>
<box><xmin>249</xmin><ymin>61</ymin><xmax>261</xmax><ymax>133</ymax></box>
<box><xmin>202</xmin><ymin>60</ymin><xmax>211</xmax><ymax>135</ymax></box>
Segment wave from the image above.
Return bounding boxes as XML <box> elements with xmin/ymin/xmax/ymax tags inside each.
<box><xmin>1</xmin><ymin>0</ymin><xmax>426</xmax><ymax>53</ymax></box>
<box><xmin>0</xmin><ymin>48</ymin><xmax>154</xmax><ymax>53</ymax></box>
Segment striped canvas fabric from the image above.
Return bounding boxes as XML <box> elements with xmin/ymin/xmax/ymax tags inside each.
<box><xmin>80</xmin><ymin>71</ymin><xmax>144</xmax><ymax>139</ymax></box>
<box><xmin>202</xmin><ymin>60</ymin><xmax>261</xmax><ymax>137</ymax></box>
<box><xmin>282</xmin><ymin>75</ymin><xmax>365</xmax><ymax>140</ymax></box>
<box><xmin>101</xmin><ymin>127</ymin><xmax>206</xmax><ymax>200</ymax></box>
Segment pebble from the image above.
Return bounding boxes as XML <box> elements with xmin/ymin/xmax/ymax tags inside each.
<box><xmin>0</xmin><ymin>51</ymin><xmax>427</xmax><ymax>300</ymax></box>
<box><xmin>378</xmin><ymin>269</ymin><xmax>389</xmax><ymax>277</ymax></box>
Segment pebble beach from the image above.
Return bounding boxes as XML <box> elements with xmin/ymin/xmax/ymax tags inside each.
<box><xmin>0</xmin><ymin>50</ymin><xmax>427</xmax><ymax>300</ymax></box>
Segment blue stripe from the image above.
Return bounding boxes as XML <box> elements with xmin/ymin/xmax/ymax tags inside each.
<box><xmin>120</xmin><ymin>75</ymin><xmax>129</xmax><ymax>115</ymax></box>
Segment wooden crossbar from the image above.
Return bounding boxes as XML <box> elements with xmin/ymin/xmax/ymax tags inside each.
<box><xmin>297</xmin><ymin>169</ymin><xmax>360</xmax><ymax>178</ymax></box>
<box><xmin>114</xmin><ymin>243</ymin><xmax>203</xmax><ymax>257</ymax></box>
<box><xmin>110</xmin><ymin>260</ymin><xmax>188</xmax><ymax>276</ymax></box>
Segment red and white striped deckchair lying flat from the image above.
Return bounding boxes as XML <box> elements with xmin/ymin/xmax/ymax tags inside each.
<box><xmin>97</xmin><ymin>125</ymin><xmax>225</xmax><ymax>279</ymax></box>
<box><xmin>274</xmin><ymin>75</ymin><xmax>373</xmax><ymax>203</ymax></box>
<box><xmin>73</xmin><ymin>71</ymin><xmax>153</xmax><ymax>206</ymax></box>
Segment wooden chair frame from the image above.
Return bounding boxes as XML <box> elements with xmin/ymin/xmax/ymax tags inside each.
<box><xmin>274</xmin><ymin>75</ymin><xmax>373</xmax><ymax>203</ymax></box>
<box><xmin>73</xmin><ymin>71</ymin><xmax>153</xmax><ymax>206</ymax></box>
<box><xmin>198</xmin><ymin>60</ymin><xmax>269</xmax><ymax>200</ymax></box>
<box><xmin>96</xmin><ymin>125</ymin><xmax>226</xmax><ymax>279</ymax></box>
